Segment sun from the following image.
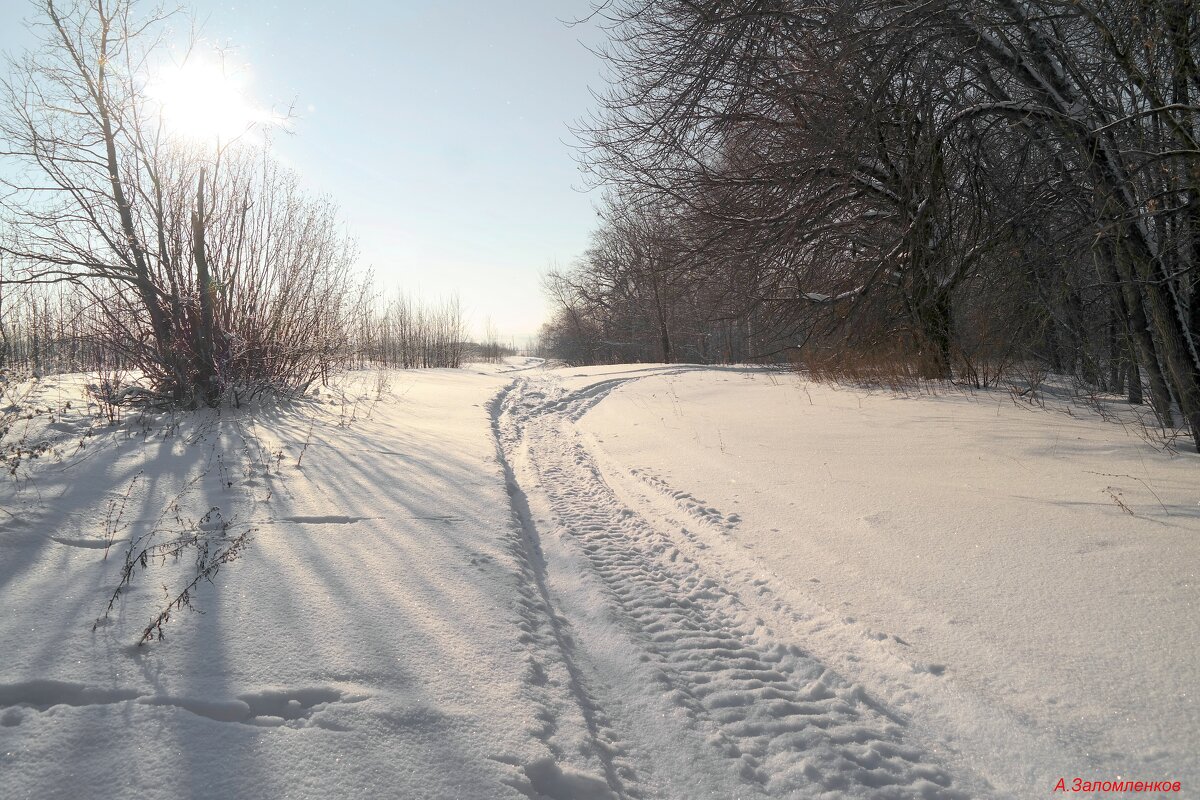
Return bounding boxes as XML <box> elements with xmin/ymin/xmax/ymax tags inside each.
<box><xmin>145</xmin><ymin>54</ymin><xmax>277</xmax><ymax>143</ymax></box>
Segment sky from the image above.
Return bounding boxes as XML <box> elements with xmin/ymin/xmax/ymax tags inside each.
<box><xmin>0</xmin><ymin>1</ymin><xmax>609</xmax><ymax>342</ymax></box>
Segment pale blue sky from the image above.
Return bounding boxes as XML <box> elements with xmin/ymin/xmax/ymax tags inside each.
<box><xmin>1</xmin><ymin>1</ymin><xmax>607</xmax><ymax>341</ymax></box>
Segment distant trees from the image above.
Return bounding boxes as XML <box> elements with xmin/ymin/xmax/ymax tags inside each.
<box><xmin>0</xmin><ymin>0</ymin><xmax>360</xmax><ymax>403</ymax></box>
<box><xmin>473</xmin><ymin>317</ymin><xmax>518</xmax><ymax>363</ymax></box>
<box><xmin>353</xmin><ymin>293</ymin><xmax>467</xmax><ymax>370</ymax></box>
<box><xmin>552</xmin><ymin>0</ymin><xmax>1200</xmax><ymax>448</ymax></box>
<box><xmin>542</xmin><ymin>194</ymin><xmax>773</xmax><ymax>365</ymax></box>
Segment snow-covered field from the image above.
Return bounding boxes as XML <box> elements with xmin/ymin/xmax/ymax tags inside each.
<box><xmin>1</xmin><ymin>360</ymin><xmax>1195</xmax><ymax>799</ymax></box>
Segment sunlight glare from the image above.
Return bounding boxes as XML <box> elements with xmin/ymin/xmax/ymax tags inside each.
<box><xmin>146</xmin><ymin>55</ymin><xmax>279</xmax><ymax>143</ymax></box>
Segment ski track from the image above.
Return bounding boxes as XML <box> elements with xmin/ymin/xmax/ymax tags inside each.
<box><xmin>494</xmin><ymin>370</ymin><xmax>981</xmax><ymax>799</ymax></box>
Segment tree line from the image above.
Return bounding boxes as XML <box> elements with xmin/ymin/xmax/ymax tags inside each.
<box><xmin>542</xmin><ymin>0</ymin><xmax>1200</xmax><ymax>448</ymax></box>
<box><xmin>0</xmin><ymin>281</ymin><xmax>476</xmax><ymax>380</ymax></box>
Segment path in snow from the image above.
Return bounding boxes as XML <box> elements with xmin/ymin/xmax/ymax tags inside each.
<box><xmin>493</xmin><ymin>370</ymin><xmax>994</xmax><ymax>799</ymax></box>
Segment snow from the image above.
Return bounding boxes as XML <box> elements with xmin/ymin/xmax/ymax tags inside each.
<box><xmin>577</xmin><ymin>367</ymin><xmax>1199</xmax><ymax>795</ymax></box>
<box><xmin>1</xmin><ymin>361</ymin><xmax>1196</xmax><ymax>799</ymax></box>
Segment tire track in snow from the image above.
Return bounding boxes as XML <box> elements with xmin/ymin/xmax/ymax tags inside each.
<box><xmin>497</xmin><ymin>371</ymin><xmax>979</xmax><ymax>799</ymax></box>
<box><xmin>490</xmin><ymin>380</ymin><xmax>638</xmax><ymax>800</ymax></box>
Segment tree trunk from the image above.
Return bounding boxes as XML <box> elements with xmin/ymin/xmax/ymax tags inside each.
<box><xmin>915</xmin><ymin>289</ymin><xmax>954</xmax><ymax>380</ymax></box>
<box><xmin>1127</xmin><ymin>357</ymin><xmax>1143</xmax><ymax>406</ymax></box>
<box><xmin>191</xmin><ymin>168</ymin><xmax>219</xmax><ymax>405</ymax></box>
<box><xmin>1100</xmin><ymin>241</ymin><xmax>1175</xmax><ymax>426</ymax></box>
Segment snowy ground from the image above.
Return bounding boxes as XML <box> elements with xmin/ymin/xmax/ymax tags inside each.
<box><xmin>1</xmin><ymin>359</ymin><xmax>1196</xmax><ymax>799</ymax></box>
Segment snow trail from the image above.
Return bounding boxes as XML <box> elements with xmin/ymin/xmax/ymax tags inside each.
<box><xmin>494</xmin><ymin>371</ymin><xmax>989</xmax><ymax>799</ymax></box>
<box><xmin>490</xmin><ymin>380</ymin><xmax>638</xmax><ymax>800</ymax></box>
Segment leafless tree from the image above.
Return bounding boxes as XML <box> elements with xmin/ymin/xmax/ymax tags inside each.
<box><xmin>0</xmin><ymin>0</ymin><xmax>359</xmax><ymax>404</ymax></box>
<box><xmin>564</xmin><ymin>0</ymin><xmax>1200</xmax><ymax>448</ymax></box>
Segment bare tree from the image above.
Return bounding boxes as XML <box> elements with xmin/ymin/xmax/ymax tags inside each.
<box><xmin>564</xmin><ymin>0</ymin><xmax>1200</xmax><ymax>448</ymax></box>
<box><xmin>0</xmin><ymin>0</ymin><xmax>358</xmax><ymax>404</ymax></box>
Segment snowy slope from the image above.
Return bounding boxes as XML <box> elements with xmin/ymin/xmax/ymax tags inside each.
<box><xmin>576</xmin><ymin>367</ymin><xmax>1199</xmax><ymax>796</ymax></box>
<box><xmin>1</xmin><ymin>361</ymin><xmax>1195</xmax><ymax>799</ymax></box>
